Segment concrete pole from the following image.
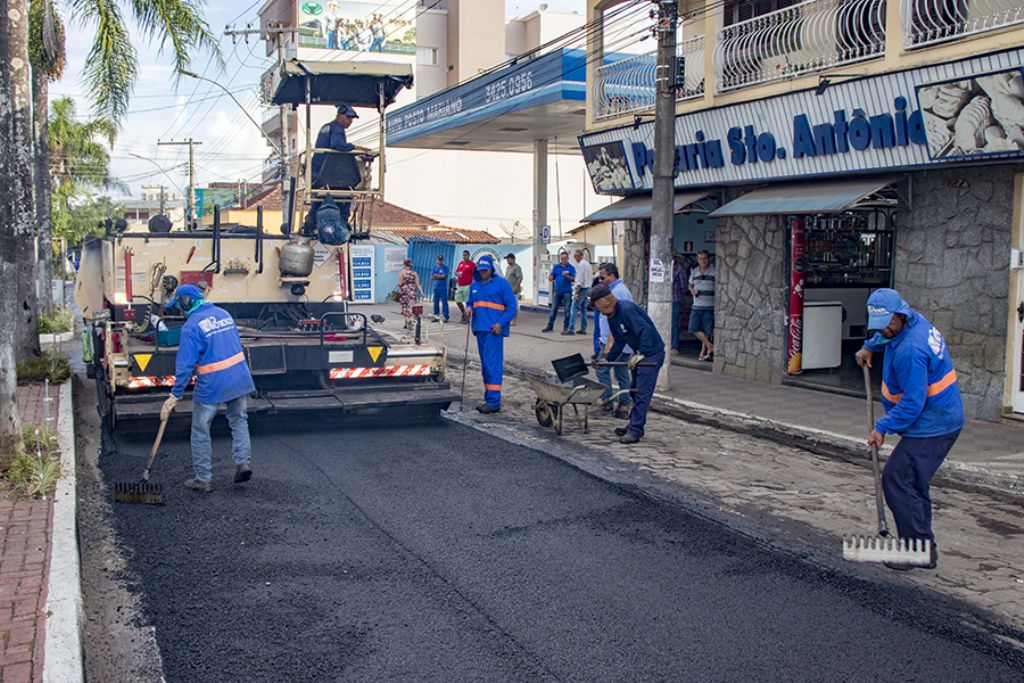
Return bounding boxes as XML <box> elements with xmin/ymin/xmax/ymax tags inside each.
<box><xmin>533</xmin><ymin>138</ymin><xmax>548</xmax><ymax>306</ymax></box>
<box><xmin>649</xmin><ymin>0</ymin><xmax>678</xmax><ymax>391</ymax></box>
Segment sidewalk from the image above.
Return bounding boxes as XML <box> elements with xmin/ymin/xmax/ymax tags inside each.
<box><xmin>369</xmin><ymin>302</ymin><xmax>1023</xmax><ymax>494</ymax></box>
<box><xmin>0</xmin><ymin>385</ymin><xmax>59</xmax><ymax>683</ymax></box>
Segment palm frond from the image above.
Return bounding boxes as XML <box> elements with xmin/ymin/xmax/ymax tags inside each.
<box><xmin>73</xmin><ymin>0</ymin><xmax>139</xmax><ymax>122</ymax></box>
<box><xmin>129</xmin><ymin>0</ymin><xmax>223</xmax><ymax>75</ymax></box>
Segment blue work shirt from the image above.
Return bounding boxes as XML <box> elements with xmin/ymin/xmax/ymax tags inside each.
<box><xmin>864</xmin><ymin>310</ymin><xmax>964</xmax><ymax>438</ymax></box>
<box><xmin>607</xmin><ymin>300</ymin><xmax>664</xmax><ymax>360</ymax></box>
<box><xmin>311</xmin><ymin>120</ymin><xmax>355</xmax><ymax>179</ymax></box>
<box><xmin>467</xmin><ymin>272</ymin><xmax>518</xmax><ymax>337</ymax></box>
<box><xmin>172</xmin><ymin>302</ymin><xmax>255</xmax><ymax>405</ymax></box>
<box><xmin>431</xmin><ymin>264</ymin><xmax>450</xmax><ymax>292</ymax></box>
<box><xmin>550</xmin><ymin>262</ymin><xmax>576</xmax><ymax>294</ymax></box>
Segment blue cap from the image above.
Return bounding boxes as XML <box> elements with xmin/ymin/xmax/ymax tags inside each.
<box><xmin>165</xmin><ymin>283</ymin><xmax>204</xmax><ymax>310</ymax></box>
<box><xmin>476</xmin><ymin>254</ymin><xmax>495</xmax><ymax>271</ymax></box>
<box><xmin>866</xmin><ymin>288</ymin><xmax>910</xmax><ymax>331</ymax></box>
<box><xmin>336</xmin><ymin>105</ymin><xmax>359</xmax><ymax>118</ymax></box>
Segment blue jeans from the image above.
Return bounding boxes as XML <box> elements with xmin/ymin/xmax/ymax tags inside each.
<box><xmin>628</xmin><ymin>350</ymin><xmax>664</xmax><ymax>438</ymax></box>
<box><xmin>569</xmin><ymin>288</ymin><xmax>590</xmax><ymax>332</ymax></box>
<box><xmin>882</xmin><ymin>429</ymin><xmax>960</xmax><ymax>541</ymax></box>
<box><xmin>191</xmin><ymin>396</ymin><xmax>251</xmax><ymax>483</ymax></box>
<box><xmin>327</xmin><ymin>31</ymin><xmax>337</xmax><ymax>49</ymax></box>
<box><xmin>546</xmin><ymin>290</ymin><xmax>572</xmax><ymax>330</ymax></box>
<box><xmin>433</xmin><ymin>288</ymin><xmax>449</xmax><ymax>320</ymax></box>
<box><xmin>597</xmin><ymin>352</ymin><xmax>632</xmax><ymax>407</ymax></box>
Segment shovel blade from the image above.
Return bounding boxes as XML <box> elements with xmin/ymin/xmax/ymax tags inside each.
<box><xmin>842</xmin><ymin>535</ymin><xmax>932</xmax><ymax>565</ymax></box>
<box><xmin>114</xmin><ymin>481</ymin><xmax>164</xmax><ymax>505</ymax></box>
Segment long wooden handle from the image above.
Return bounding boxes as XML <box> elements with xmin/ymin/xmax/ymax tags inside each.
<box><xmin>142</xmin><ymin>416</ymin><xmax>169</xmax><ymax>482</ymax></box>
<box><xmin>863</xmin><ymin>364</ymin><xmax>889</xmax><ymax>537</ymax></box>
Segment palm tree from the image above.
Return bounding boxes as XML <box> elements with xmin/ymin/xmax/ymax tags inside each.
<box><xmin>1</xmin><ymin>0</ymin><xmax>35</xmax><ymax>457</ymax></box>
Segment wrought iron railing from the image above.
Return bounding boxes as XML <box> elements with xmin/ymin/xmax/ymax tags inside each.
<box><xmin>902</xmin><ymin>0</ymin><xmax>1024</xmax><ymax>48</ymax></box>
<box><xmin>714</xmin><ymin>0</ymin><xmax>887</xmax><ymax>91</ymax></box>
<box><xmin>592</xmin><ymin>36</ymin><xmax>706</xmax><ymax>120</ymax></box>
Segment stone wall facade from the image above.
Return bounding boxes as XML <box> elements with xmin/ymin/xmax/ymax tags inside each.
<box><xmin>620</xmin><ymin>220</ymin><xmax>649</xmax><ymax>307</ymax></box>
<box><xmin>712</xmin><ymin>208</ymin><xmax>788</xmax><ymax>383</ymax></box>
<box><xmin>893</xmin><ymin>165</ymin><xmax>1021</xmax><ymax>421</ymax></box>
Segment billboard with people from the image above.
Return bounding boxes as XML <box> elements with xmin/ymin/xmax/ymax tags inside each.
<box><xmin>298</xmin><ymin>1</ymin><xmax>416</xmax><ymax>54</ymax></box>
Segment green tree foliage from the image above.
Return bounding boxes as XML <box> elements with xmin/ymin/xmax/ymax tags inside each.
<box><xmin>55</xmin><ymin>196</ymin><xmax>123</xmax><ymax>247</ymax></box>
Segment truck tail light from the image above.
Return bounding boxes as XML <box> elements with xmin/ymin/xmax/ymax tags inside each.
<box><xmin>111</xmin><ymin>331</ymin><xmax>123</xmax><ymax>354</ymax></box>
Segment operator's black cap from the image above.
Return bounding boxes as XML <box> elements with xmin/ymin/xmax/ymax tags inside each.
<box><xmin>336</xmin><ymin>105</ymin><xmax>359</xmax><ymax>118</ymax></box>
<box><xmin>589</xmin><ymin>284</ymin><xmax>613</xmax><ymax>302</ymax></box>
<box><xmin>505</xmin><ymin>253</ymin><xmax>516</xmax><ymax>259</ymax></box>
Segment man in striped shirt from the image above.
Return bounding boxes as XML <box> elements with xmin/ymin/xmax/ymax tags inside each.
<box><xmin>688</xmin><ymin>250</ymin><xmax>716</xmax><ymax>362</ymax></box>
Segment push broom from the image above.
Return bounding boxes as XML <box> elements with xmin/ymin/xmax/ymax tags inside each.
<box><xmin>114</xmin><ymin>414</ymin><xmax>168</xmax><ymax>505</ymax></box>
<box><xmin>842</xmin><ymin>364</ymin><xmax>931</xmax><ymax>566</ymax></box>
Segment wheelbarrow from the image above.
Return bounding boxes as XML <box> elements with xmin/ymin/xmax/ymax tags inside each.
<box><xmin>528</xmin><ymin>353</ymin><xmax>607</xmax><ymax>435</ymax></box>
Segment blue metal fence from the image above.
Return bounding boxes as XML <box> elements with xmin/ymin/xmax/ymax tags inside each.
<box><xmin>407</xmin><ymin>237</ymin><xmax>456</xmax><ymax>299</ymax></box>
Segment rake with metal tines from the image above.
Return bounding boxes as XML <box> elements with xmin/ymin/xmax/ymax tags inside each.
<box><xmin>842</xmin><ymin>364</ymin><xmax>932</xmax><ymax>567</ymax></box>
<box><xmin>114</xmin><ymin>415</ymin><xmax>168</xmax><ymax>505</ymax></box>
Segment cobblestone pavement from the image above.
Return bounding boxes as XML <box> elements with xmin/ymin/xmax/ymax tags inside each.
<box><xmin>443</xmin><ymin>355</ymin><xmax>1024</xmax><ymax>637</ymax></box>
<box><xmin>0</xmin><ymin>385</ymin><xmax>61</xmax><ymax>683</ymax></box>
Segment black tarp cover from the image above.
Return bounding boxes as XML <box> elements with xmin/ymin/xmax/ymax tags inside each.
<box><xmin>270</xmin><ymin>60</ymin><xmax>414</xmax><ymax>109</ymax></box>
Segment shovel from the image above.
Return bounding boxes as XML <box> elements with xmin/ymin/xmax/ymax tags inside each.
<box><xmin>841</xmin><ymin>364</ymin><xmax>931</xmax><ymax>566</ymax></box>
<box><xmin>114</xmin><ymin>415</ymin><xmax>168</xmax><ymax>505</ymax></box>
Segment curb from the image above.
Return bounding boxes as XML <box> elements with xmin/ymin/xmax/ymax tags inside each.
<box><xmin>42</xmin><ymin>379</ymin><xmax>84</xmax><ymax>683</ymax></box>
<box><xmin>39</xmin><ymin>331</ymin><xmax>75</xmax><ymax>346</ymax></box>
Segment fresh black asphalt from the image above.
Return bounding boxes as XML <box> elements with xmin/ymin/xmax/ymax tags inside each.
<box><xmin>100</xmin><ymin>417</ymin><xmax>1024</xmax><ymax>682</ymax></box>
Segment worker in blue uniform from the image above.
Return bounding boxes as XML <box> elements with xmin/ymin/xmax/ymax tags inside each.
<box><xmin>465</xmin><ymin>255</ymin><xmax>517</xmax><ymax>414</ymax></box>
<box><xmin>856</xmin><ymin>288</ymin><xmax>964</xmax><ymax>570</ymax></box>
<box><xmin>590</xmin><ymin>284</ymin><xmax>665</xmax><ymax>444</ymax></box>
<box><xmin>303</xmin><ymin>104</ymin><xmax>359</xmax><ymax>231</ymax></box>
<box><xmin>430</xmin><ymin>254</ymin><xmax>450</xmax><ymax>322</ymax></box>
<box><xmin>160</xmin><ymin>285</ymin><xmax>256</xmax><ymax>492</ymax></box>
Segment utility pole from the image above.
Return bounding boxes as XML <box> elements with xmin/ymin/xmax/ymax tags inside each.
<box><xmin>157</xmin><ymin>139</ymin><xmax>202</xmax><ymax>228</ymax></box>
<box><xmin>225</xmin><ymin>23</ymin><xmax>297</xmax><ymax>215</ymax></box>
<box><xmin>159</xmin><ymin>185</ymin><xmax>167</xmax><ymax>215</ymax></box>
<box><xmin>649</xmin><ymin>0</ymin><xmax>678</xmax><ymax>391</ymax></box>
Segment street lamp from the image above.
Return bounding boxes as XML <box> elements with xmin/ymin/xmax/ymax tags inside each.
<box><xmin>178</xmin><ymin>70</ymin><xmax>283</xmax><ymax>156</ymax></box>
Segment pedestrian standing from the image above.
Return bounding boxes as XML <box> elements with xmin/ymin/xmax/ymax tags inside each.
<box><xmin>454</xmin><ymin>250</ymin><xmax>476</xmax><ymax>323</ymax></box>
<box><xmin>398</xmin><ymin>259</ymin><xmax>425</xmax><ymax>330</ymax></box>
<box><xmin>569</xmin><ymin>250</ymin><xmax>593</xmax><ymax>335</ymax></box>
<box><xmin>688</xmin><ymin>250</ymin><xmax>716</xmax><ymax>361</ymax></box>
<box><xmin>595</xmin><ymin>263</ymin><xmax>632</xmax><ymax>418</ymax></box>
<box><xmin>542</xmin><ymin>251</ymin><xmax>575</xmax><ymax>334</ymax></box>
<box><xmin>590</xmin><ymin>284</ymin><xmax>665</xmax><ymax>444</ymax></box>
<box><xmin>856</xmin><ymin>288</ymin><xmax>964</xmax><ymax>570</ymax></box>
<box><xmin>670</xmin><ymin>253</ymin><xmax>687</xmax><ymax>355</ymax></box>
<box><xmin>430</xmin><ymin>255</ymin><xmax>450</xmax><ymax>322</ymax></box>
<box><xmin>465</xmin><ymin>255</ymin><xmax>517</xmax><ymax>414</ymax></box>
<box><xmin>160</xmin><ymin>285</ymin><xmax>256</xmax><ymax>491</ymax></box>
<box><xmin>504</xmin><ymin>253</ymin><xmax>523</xmax><ymax>326</ymax></box>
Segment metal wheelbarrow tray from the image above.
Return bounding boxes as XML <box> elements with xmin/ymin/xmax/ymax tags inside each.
<box><xmin>529</xmin><ymin>353</ymin><xmax>608</xmax><ymax>435</ymax></box>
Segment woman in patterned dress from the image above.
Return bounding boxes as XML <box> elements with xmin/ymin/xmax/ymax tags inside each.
<box><xmin>399</xmin><ymin>259</ymin><xmax>425</xmax><ymax>329</ymax></box>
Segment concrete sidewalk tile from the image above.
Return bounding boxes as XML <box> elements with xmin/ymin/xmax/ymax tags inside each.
<box><xmin>2</xmin><ymin>662</ymin><xmax>33</xmax><ymax>683</ymax></box>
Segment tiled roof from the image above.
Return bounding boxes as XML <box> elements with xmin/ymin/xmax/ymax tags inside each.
<box><xmin>236</xmin><ymin>185</ymin><xmax>283</xmax><ymax>211</ymax></box>
<box><xmin>379</xmin><ymin>227</ymin><xmax>501</xmax><ymax>244</ymax></box>
<box><xmin>372</xmin><ymin>202</ymin><xmax>438</xmax><ymax>227</ymax></box>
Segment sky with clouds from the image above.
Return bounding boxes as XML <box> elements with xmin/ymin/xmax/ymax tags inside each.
<box><xmin>50</xmin><ymin>0</ymin><xmax>586</xmax><ymax>200</ymax></box>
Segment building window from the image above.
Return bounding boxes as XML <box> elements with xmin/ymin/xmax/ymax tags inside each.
<box><xmin>417</xmin><ymin>47</ymin><xmax>439</xmax><ymax>66</ymax></box>
<box><xmin>722</xmin><ymin>0</ymin><xmax>799</xmax><ymax>26</ymax></box>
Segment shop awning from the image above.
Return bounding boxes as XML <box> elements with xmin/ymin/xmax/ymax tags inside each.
<box><xmin>709</xmin><ymin>177</ymin><xmax>902</xmax><ymax>218</ymax></box>
<box><xmin>582</xmin><ymin>190</ymin><xmax>713</xmax><ymax>224</ymax></box>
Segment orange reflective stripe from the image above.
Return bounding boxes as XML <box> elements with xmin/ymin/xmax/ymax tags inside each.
<box><xmin>882</xmin><ymin>370</ymin><xmax>957</xmax><ymax>404</ymax></box>
<box><xmin>927</xmin><ymin>369</ymin><xmax>957</xmax><ymax>396</ymax></box>
<box><xmin>484</xmin><ymin>384</ymin><xmax>502</xmax><ymax>391</ymax></box>
<box><xmin>196</xmin><ymin>351</ymin><xmax>245</xmax><ymax>375</ymax></box>
<box><xmin>881</xmin><ymin>382</ymin><xmax>903</xmax><ymax>403</ymax></box>
<box><xmin>473</xmin><ymin>301</ymin><xmax>506</xmax><ymax>311</ymax></box>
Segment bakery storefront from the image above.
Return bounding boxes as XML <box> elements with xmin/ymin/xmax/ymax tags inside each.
<box><xmin>579</xmin><ymin>47</ymin><xmax>1024</xmax><ymax>422</ymax></box>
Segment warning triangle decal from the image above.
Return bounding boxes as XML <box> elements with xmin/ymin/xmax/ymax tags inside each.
<box><xmin>367</xmin><ymin>346</ymin><xmax>383</xmax><ymax>363</ymax></box>
<box><xmin>135</xmin><ymin>353</ymin><xmax>152</xmax><ymax>373</ymax></box>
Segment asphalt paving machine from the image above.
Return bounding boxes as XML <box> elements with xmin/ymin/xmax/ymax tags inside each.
<box><xmin>76</xmin><ymin>61</ymin><xmax>457</xmax><ymax>430</ymax></box>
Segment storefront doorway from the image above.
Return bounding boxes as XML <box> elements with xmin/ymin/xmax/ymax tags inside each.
<box><xmin>1011</xmin><ymin>175</ymin><xmax>1024</xmax><ymax>415</ymax></box>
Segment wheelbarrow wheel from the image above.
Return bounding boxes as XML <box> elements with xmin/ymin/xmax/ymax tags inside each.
<box><xmin>535</xmin><ymin>400</ymin><xmax>558</xmax><ymax>429</ymax></box>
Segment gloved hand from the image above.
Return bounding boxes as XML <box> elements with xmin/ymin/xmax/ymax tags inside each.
<box><xmin>160</xmin><ymin>395</ymin><xmax>179</xmax><ymax>421</ymax></box>
<box><xmin>628</xmin><ymin>354</ymin><xmax>645</xmax><ymax>371</ymax></box>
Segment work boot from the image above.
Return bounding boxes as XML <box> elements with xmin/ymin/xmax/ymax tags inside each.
<box><xmin>541</xmin><ymin>327</ymin><xmax>553</xmax><ymax>333</ymax></box>
<box><xmin>477</xmin><ymin>404</ymin><xmax>500</xmax><ymax>414</ymax></box>
<box><xmin>184</xmin><ymin>478</ymin><xmax>213</xmax><ymax>493</ymax></box>
<box><xmin>234</xmin><ymin>462</ymin><xmax>253</xmax><ymax>484</ymax></box>
<box><xmin>614</xmin><ymin>426</ymin><xmax>629</xmax><ymax>437</ymax></box>
<box><xmin>576</xmin><ymin>330</ymin><xmax>587</xmax><ymax>335</ymax></box>
<box><xmin>560</xmin><ymin>330</ymin><xmax>573</xmax><ymax>336</ymax></box>
<box><xmin>619</xmin><ymin>433</ymin><xmax>640</xmax><ymax>444</ymax></box>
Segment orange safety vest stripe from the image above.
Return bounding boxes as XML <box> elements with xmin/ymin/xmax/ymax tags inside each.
<box><xmin>473</xmin><ymin>301</ymin><xmax>506</xmax><ymax>311</ymax></box>
<box><xmin>484</xmin><ymin>384</ymin><xmax>502</xmax><ymax>391</ymax></box>
<box><xmin>196</xmin><ymin>351</ymin><xmax>246</xmax><ymax>375</ymax></box>
<box><xmin>881</xmin><ymin>369</ymin><xmax>957</xmax><ymax>404</ymax></box>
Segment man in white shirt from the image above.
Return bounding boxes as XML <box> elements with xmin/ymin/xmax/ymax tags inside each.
<box><xmin>569</xmin><ymin>250</ymin><xmax>594</xmax><ymax>335</ymax></box>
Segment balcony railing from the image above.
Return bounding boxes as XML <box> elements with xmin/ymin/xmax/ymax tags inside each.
<box><xmin>592</xmin><ymin>35</ymin><xmax>705</xmax><ymax>120</ymax></box>
<box><xmin>902</xmin><ymin>0</ymin><xmax>1024</xmax><ymax>48</ymax></box>
<box><xmin>715</xmin><ymin>0</ymin><xmax>887</xmax><ymax>91</ymax></box>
